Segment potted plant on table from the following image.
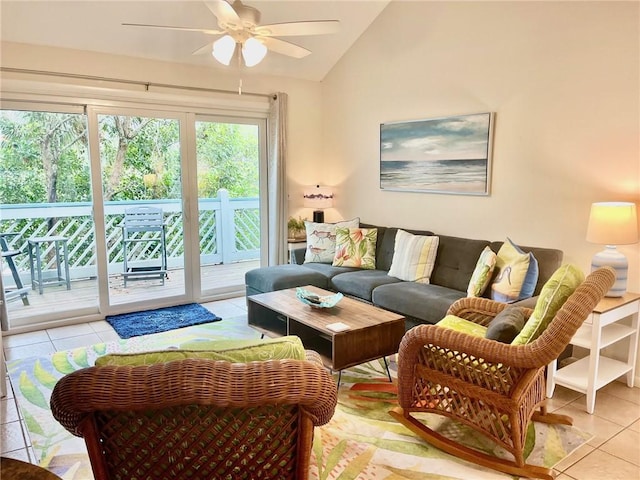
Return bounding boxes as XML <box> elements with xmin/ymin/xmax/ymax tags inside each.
<box><xmin>287</xmin><ymin>216</ymin><xmax>307</xmax><ymax>241</ymax></box>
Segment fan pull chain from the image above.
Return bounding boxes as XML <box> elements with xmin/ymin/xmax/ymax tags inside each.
<box><xmin>236</xmin><ymin>43</ymin><xmax>243</xmax><ymax>95</ymax></box>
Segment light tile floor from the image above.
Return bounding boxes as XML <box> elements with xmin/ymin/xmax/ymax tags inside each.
<box><xmin>2</xmin><ymin>296</ymin><xmax>640</xmax><ymax>479</ymax></box>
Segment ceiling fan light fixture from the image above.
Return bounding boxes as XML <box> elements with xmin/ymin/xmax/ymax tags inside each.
<box><xmin>242</xmin><ymin>37</ymin><xmax>267</xmax><ymax>67</ymax></box>
<box><xmin>212</xmin><ymin>34</ymin><xmax>236</xmax><ymax>65</ymax></box>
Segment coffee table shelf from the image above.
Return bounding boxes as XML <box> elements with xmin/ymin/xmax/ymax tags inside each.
<box><xmin>247</xmin><ymin>285</ymin><xmax>405</xmax><ymax>372</ymax></box>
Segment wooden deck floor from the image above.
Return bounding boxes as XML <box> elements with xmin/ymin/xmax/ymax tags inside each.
<box><xmin>5</xmin><ymin>260</ymin><xmax>260</xmax><ymax>323</ymax></box>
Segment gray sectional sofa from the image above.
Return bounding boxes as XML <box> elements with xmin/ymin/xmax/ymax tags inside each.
<box><xmin>245</xmin><ymin>223</ymin><xmax>563</xmax><ymax>330</ymax></box>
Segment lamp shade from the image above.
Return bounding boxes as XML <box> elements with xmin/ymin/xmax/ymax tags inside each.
<box><xmin>303</xmin><ymin>185</ymin><xmax>333</xmax><ymax>222</ymax></box>
<box><xmin>212</xmin><ymin>35</ymin><xmax>236</xmax><ymax>66</ymax></box>
<box><xmin>303</xmin><ymin>185</ymin><xmax>333</xmax><ymax>209</ymax></box>
<box><xmin>586</xmin><ymin>202</ymin><xmax>638</xmax><ymax>245</ymax></box>
<box><xmin>586</xmin><ymin>202</ymin><xmax>638</xmax><ymax>297</ymax></box>
<box><xmin>242</xmin><ymin>37</ymin><xmax>267</xmax><ymax>67</ymax></box>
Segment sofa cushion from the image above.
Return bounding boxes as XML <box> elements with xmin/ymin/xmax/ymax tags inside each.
<box><xmin>245</xmin><ymin>264</ymin><xmax>329</xmax><ymax>294</ymax></box>
<box><xmin>373</xmin><ymin>282</ymin><xmax>467</xmax><ymax>326</ymax></box>
<box><xmin>331</xmin><ymin>270</ymin><xmax>402</xmax><ymax>302</ymax></box>
<box><xmin>430</xmin><ymin>235</ymin><xmax>492</xmax><ymax>292</ymax></box>
<box><xmin>512</xmin><ymin>264</ymin><xmax>584</xmax><ymax>345</ymax></box>
<box><xmin>467</xmin><ymin>246</ymin><xmax>498</xmax><ymax>297</ymax></box>
<box><xmin>304</xmin><ymin>218</ymin><xmax>359</xmax><ymax>264</ymax></box>
<box><xmin>485</xmin><ymin>306</ymin><xmax>527</xmax><ymax>343</ymax></box>
<box><xmin>333</xmin><ymin>227</ymin><xmax>377</xmax><ymax>269</ymax></box>
<box><xmin>300</xmin><ymin>262</ymin><xmax>360</xmax><ymax>279</ymax></box>
<box><xmin>95</xmin><ymin>336</ymin><xmax>306</xmax><ymax>366</ymax></box>
<box><xmin>388</xmin><ymin>230</ymin><xmax>439</xmax><ymax>283</ymax></box>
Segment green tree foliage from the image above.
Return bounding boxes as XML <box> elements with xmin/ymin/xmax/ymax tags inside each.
<box><xmin>0</xmin><ymin>110</ymin><xmax>260</xmax><ymax>205</ymax></box>
<box><xmin>99</xmin><ymin>115</ymin><xmax>181</xmax><ymax>201</ymax></box>
<box><xmin>196</xmin><ymin>121</ymin><xmax>259</xmax><ymax>198</ymax></box>
<box><xmin>0</xmin><ymin>111</ymin><xmax>89</xmax><ymax>204</ymax></box>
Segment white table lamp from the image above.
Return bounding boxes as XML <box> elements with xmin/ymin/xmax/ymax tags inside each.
<box><xmin>303</xmin><ymin>185</ymin><xmax>333</xmax><ymax>223</ymax></box>
<box><xmin>586</xmin><ymin>202</ymin><xmax>638</xmax><ymax>297</ymax></box>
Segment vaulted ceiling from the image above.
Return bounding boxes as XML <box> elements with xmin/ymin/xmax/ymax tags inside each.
<box><xmin>0</xmin><ymin>0</ymin><xmax>391</xmax><ymax>82</ymax></box>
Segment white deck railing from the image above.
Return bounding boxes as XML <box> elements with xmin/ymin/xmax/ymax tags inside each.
<box><xmin>0</xmin><ymin>189</ymin><xmax>260</xmax><ymax>283</ymax></box>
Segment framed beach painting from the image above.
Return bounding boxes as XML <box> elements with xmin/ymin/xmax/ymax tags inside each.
<box><xmin>380</xmin><ymin>112</ymin><xmax>495</xmax><ymax>195</ymax></box>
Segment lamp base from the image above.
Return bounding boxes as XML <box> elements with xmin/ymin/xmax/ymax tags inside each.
<box><xmin>313</xmin><ymin>210</ymin><xmax>325</xmax><ymax>223</ymax></box>
<box><xmin>591</xmin><ymin>245</ymin><xmax>627</xmax><ymax>297</ymax></box>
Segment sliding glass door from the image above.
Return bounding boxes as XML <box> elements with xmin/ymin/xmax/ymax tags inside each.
<box><xmin>93</xmin><ymin>110</ymin><xmax>186</xmax><ymax>310</ymax></box>
<box><xmin>0</xmin><ymin>106</ymin><xmax>99</xmax><ymax>328</ymax></box>
<box><xmin>1</xmin><ymin>102</ymin><xmax>266</xmax><ymax>329</ymax></box>
<box><xmin>195</xmin><ymin>116</ymin><xmax>264</xmax><ymax>298</ymax></box>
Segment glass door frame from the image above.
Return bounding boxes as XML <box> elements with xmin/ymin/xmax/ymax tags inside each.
<box><xmin>1</xmin><ymin>89</ymin><xmax>270</xmax><ymax>329</ymax></box>
<box><xmin>0</xmin><ymin>101</ymin><xmax>98</xmax><ymax>329</ymax></box>
<box><xmin>189</xmin><ymin>113</ymin><xmax>268</xmax><ymax>302</ymax></box>
<box><xmin>87</xmin><ymin>105</ymin><xmax>191</xmax><ymax>316</ymax></box>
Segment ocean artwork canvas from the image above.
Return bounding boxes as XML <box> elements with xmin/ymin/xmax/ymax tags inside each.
<box><xmin>380</xmin><ymin>112</ymin><xmax>494</xmax><ymax>195</ymax></box>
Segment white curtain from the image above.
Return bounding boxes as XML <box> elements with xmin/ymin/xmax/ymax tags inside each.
<box><xmin>267</xmin><ymin>92</ymin><xmax>288</xmax><ymax>265</ymax></box>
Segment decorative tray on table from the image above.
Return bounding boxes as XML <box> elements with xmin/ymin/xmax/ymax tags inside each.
<box><xmin>296</xmin><ymin>288</ymin><xmax>343</xmax><ymax>309</ymax></box>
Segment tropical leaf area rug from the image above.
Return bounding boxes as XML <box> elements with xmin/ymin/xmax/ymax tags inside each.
<box><xmin>105</xmin><ymin>303</ymin><xmax>221</xmax><ymax>338</ymax></box>
<box><xmin>7</xmin><ymin>317</ymin><xmax>592</xmax><ymax>480</ymax></box>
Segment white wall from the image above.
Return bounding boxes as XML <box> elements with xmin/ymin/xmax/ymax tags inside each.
<box><xmin>318</xmin><ymin>1</ymin><xmax>639</xmax><ymax>294</ymax></box>
<box><xmin>0</xmin><ymin>41</ymin><xmax>324</xmax><ymax>200</ymax></box>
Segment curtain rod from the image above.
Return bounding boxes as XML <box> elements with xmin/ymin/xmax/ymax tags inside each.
<box><xmin>0</xmin><ymin>67</ymin><xmax>275</xmax><ymax>99</ymax></box>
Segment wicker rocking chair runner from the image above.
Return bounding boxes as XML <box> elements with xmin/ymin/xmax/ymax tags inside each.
<box><xmin>389</xmin><ymin>267</ymin><xmax>616</xmax><ymax>480</ymax></box>
<box><xmin>50</xmin><ymin>352</ymin><xmax>337</xmax><ymax>480</ymax></box>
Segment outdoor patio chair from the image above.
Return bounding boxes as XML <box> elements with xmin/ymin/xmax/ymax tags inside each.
<box><xmin>50</xmin><ymin>351</ymin><xmax>337</xmax><ymax>480</ymax></box>
<box><xmin>389</xmin><ymin>266</ymin><xmax>615</xmax><ymax>480</ymax></box>
<box><xmin>121</xmin><ymin>206</ymin><xmax>167</xmax><ymax>287</ymax></box>
<box><xmin>0</xmin><ymin>232</ymin><xmax>29</xmax><ymax>305</ymax></box>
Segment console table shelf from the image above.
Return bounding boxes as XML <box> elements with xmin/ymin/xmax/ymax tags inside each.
<box><xmin>569</xmin><ymin>323</ymin><xmax>635</xmax><ymax>350</ymax></box>
<box><xmin>553</xmin><ymin>356</ymin><xmax>633</xmax><ymax>393</ymax></box>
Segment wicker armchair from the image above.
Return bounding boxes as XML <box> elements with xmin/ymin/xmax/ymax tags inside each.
<box><xmin>389</xmin><ymin>267</ymin><xmax>615</xmax><ymax>480</ymax></box>
<box><xmin>51</xmin><ymin>351</ymin><xmax>337</xmax><ymax>480</ymax></box>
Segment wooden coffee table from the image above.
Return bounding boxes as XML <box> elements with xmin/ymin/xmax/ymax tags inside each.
<box><xmin>247</xmin><ymin>286</ymin><xmax>406</xmax><ymax>377</ymax></box>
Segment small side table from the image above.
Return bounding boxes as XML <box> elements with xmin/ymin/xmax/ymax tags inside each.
<box><xmin>547</xmin><ymin>292</ymin><xmax>640</xmax><ymax>413</ymax></box>
<box><xmin>287</xmin><ymin>239</ymin><xmax>307</xmax><ymax>264</ymax></box>
<box><xmin>27</xmin><ymin>236</ymin><xmax>71</xmax><ymax>294</ymax></box>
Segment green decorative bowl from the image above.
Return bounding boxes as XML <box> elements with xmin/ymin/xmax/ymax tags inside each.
<box><xmin>296</xmin><ymin>288</ymin><xmax>343</xmax><ymax>309</ymax></box>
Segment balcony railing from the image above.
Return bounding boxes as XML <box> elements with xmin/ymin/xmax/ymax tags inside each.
<box><xmin>0</xmin><ymin>189</ymin><xmax>260</xmax><ymax>284</ymax></box>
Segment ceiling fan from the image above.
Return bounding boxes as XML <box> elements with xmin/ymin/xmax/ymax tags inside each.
<box><xmin>123</xmin><ymin>0</ymin><xmax>340</xmax><ymax>67</ymax></box>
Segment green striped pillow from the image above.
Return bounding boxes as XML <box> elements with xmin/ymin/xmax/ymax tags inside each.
<box><xmin>511</xmin><ymin>264</ymin><xmax>584</xmax><ymax>345</ymax></box>
<box><xmin>387</xmin><ymin>230</ymin><xmax>439</xmax><ymax>283</ymax></box>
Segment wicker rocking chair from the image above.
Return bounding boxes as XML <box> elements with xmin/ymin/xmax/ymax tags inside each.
<box><xmin>389</xmin><ymin>267</ymin><xmax>615</xmax><ymax>480</ymax></box>
<box><xmin>51</xmin><ymin>351</ymin><xmax>337</xmax><ymax>480</ymax></box>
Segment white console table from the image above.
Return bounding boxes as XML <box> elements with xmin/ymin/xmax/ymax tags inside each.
<box><xmin>547</xmin><ymin>292</ymin><xmax>640</xmax><ymax>413</ymax></box>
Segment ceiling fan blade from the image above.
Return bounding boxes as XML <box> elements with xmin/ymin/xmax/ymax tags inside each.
<box><xmin>123</xmin><ymin>23</ymin><xmax>223</xmax><ymax>36</ymax></box>
<box><xmin>256</xmin><ymin>20</ymin><xmax>340</xmax><ymax>37</ymax></box>
<box><xmin>262</xmin><ymin>37</ymin><xmax>311</xmax><ymax>59</ymax></box>
<box><xmin>203</xmin><ymin>0</ymin><xmax>240</xmax><ymax>24</ymax></box>
<box><xmin>192</xmin><ymin>41</ymin><xmax>215</xmax><ymax>56</ymax></box>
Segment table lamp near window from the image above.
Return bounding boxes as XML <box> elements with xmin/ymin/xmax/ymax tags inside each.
<box><xmin>303</xmin><ymin>185</ymin><xmax>333</xmax><ymax>223</ymax></box>
<box><xmin>586</xmin><ymin>201</ymin><xmax>638</xmax><ymax>297</ymax></box>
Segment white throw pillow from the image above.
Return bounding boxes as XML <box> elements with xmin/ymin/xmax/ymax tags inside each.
<box><xmin>304</xmin><ymin>218</ymin><xmax>360</xmax><ymax>264</ymax></box>
<box><xmin>388</xmin><ymin>230</ymin><xmax>439</xmax><ymax>283</ymax></box>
